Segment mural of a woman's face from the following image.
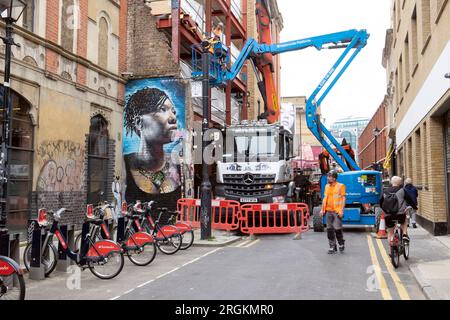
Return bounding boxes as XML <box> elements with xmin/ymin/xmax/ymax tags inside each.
<box><xmin>138</xmin><ymin>98</ymin><xmax>178</xmax><ymax>145</ymax></box>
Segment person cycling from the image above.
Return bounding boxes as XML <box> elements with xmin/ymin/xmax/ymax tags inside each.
<box><xmin>380</xmin><ymin>176</ymin><xmax>415</xmax><ymax>245</ymax></box>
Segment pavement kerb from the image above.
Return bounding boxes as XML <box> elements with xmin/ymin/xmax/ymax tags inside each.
<box><xmin>409</xmin><ymin>264</ymin><xmax>441</xmax><ymax>300</ymax></box>
<box><xmin>192</xmin><ymin>235</ymin><xmax>242</xmax><ymax>247</ymax></box>
<box><xmin>435</xmin><ymin>236</ymin><xmax>450</xmax><ymax>250</ymax></box>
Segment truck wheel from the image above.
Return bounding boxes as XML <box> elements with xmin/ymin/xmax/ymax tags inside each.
<box><xmin>313</xmin><ymin>207</ymin><xmax>324</xmax><ymax>232</ymax></box>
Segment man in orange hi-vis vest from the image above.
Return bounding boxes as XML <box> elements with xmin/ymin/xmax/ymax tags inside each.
<box><xmin>320</xmin><ymin>170</ymin><xmax>347</xmax><ymax>254</ymax></box>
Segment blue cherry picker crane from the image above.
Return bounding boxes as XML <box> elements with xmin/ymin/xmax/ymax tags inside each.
<box><xmin>192</xmin><ymin>28</ymin><xmax>382</xmax><ymax>231</ymax></box>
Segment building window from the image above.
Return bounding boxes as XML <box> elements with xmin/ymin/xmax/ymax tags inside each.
<box><xmin>0</xmin><ymin>88</ymin><xmax>34</xmax><ymax>233</ymax></box>
<box><xmin>22</xmin><ymin>0</ymin><xmax>35</xmax><ymax>32</ymax></box>
<box><xmin>98</xmin><ymin>17</ymin><xmax>109</xmax><ymax>69</ymax></box>
<box><xmin>393</xmin><ymin>2</ymin><xmax>397</xmax><ymax>42</ymax></box>
<box><xmin>398</xmin><ymin>147</ymin><xmax>404</xmax><ymax>176</ymax></box>
<box><xmin>404</xmin><ymin>34</ymin><xmax>410</xmax><ymax>90</ymax></box>
<box><xmin>399</xmin><ymin>55</ymin><xmax>404</xmax><ymax>103</ymax></box>
<box><xmin>421</xmin><ymin>0</ymin><xmax>431</xmax><ymax>52</ymax></box>
<box><xmin>415</xmin><ymin>129</ymin><xmax>423</xmax><ymax>185</ymax></box>
<box><xmin>434</xmin><ymin>0</ymin><xmax>447</xmax><ymax>22</ymax></box>
<box><xmin>407</xmin><ymin>137</ymin><xmax>413</xmax><ymax>180</ymax></box>
<box><xmin>411</xmin><ymin>6</ymin><xmax>419</xmax><ymax>73</ymax></box>
<box><xmin>395</xmin><ymin>68</ymin><xmax>399</xmax><ymax>106</ymax></box>
<box><xmin>423</xmin><ymin>122</ymin><xmax>429</xmax><ymax>186</ymax></box>
<box><xmin>60</xmin><ymin>0</ymin><xmax>76</xmax><ymax>52</ymax></box>
<box><xmin>87</xmin><ymin>115</ymin><xmax>109</xmax><ymax>205</ymax></box>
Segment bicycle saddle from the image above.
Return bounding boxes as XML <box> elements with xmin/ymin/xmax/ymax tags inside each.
<box><xmin>53</xmin><ymin>208</ymin><xmax>71</xmax><ymax>221</ymax></box>
<box><xmin>133</xmin><ymin>203</ymin><xmax>145</xmax><ymax>214</ymax></box>
<box><xmin>86</xmin><ymin>218</ymin><xmax>104</xmax><ymax>225</ymax></box>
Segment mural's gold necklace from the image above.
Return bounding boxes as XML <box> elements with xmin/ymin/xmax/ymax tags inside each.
<box><xmin>130</xmin><ymin>169</ymin><xmax>158</xmax><ymax>193</ymax></box>
<box><xmin>137</xmin><ymin>169</ymin><xmax>165</xmax><ymax>188</ymax></box>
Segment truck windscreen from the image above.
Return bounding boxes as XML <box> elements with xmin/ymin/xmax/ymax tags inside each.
<box><xmin>224</xmin><ymin>131</ymin><xmax>280</xmax><ymax>163</ymax></box>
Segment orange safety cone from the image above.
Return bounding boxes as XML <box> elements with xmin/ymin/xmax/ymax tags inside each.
<box><xmin>376</xmin><ymin>212</ymin><xmax>388</xmax><ymax>239</ymax></box>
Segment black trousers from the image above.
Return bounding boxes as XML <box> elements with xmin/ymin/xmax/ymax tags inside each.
<box><xmin>326</xmin><ymin>212</ymin><xmax>345</xmax><ymax>247</ymax></box>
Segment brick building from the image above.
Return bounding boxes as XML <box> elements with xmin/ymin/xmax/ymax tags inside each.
<box><xmin>0</xmin><ymin>0</ymin><xmax>127</xmax><ymax>235</ymax></box>
<box><xmin>122</xmin><ymin>0</ymin><xmax>283</xmax><ymax>205</ymax></box>
<box><xmin>247</xmin><ymin>0</ymin><xmax>283</xmax><ymax>120</ymax></box>
<box><xmin>139</xmin><ymin>0</ymin><xmax>283</xmax><ymax>125</ymax></box>
<box><xmin>281</xmin><ymin>96</ymin><xmax>322</xmax><ymax>153</ymax></box>
<box><xmin>383</xmin><ymin>0</ymin><xmax>450</xmax><ymax>235</ymax></box>
<box><xmin>358</xmin><ymin>100</ymin><xmax>388</xmax><ymax>173</ymax></box>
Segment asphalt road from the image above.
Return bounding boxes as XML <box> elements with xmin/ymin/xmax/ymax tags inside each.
<box><xmin>25</xmin><ymin>228</ymin><xmax>425</xmax><ymax>300</ymax></box>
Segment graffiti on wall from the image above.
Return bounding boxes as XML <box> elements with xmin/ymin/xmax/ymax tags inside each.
<box><xmin>123</xmin><ymin>78</ymin><xmax>188</xmax><ymax>208</ymax></box>
<box><xmin>36</xmin><ymin>140</ymin><xmax>85</xmax><ymax>192</ymax></box>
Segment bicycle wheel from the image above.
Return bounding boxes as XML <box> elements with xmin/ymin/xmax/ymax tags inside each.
<box><xmin>127</xmin><ymin>242</ymin><xmax>157</xmax><ymax>266</ymax></box>
<box><xmin>157</xmin><ymin>233</ymin><xmax>182</xmax><ymax>255</ymax></box>
<box><xmin>403</xmin><ymin>240</ymin><xmax>410</xmax><ymax>260</ymax></box>
<box><xmin>390</xmin><ymin>243</ymin><xmax>400</xmax><ymax>268</ymax></box>
<box><xmin>74</xmin><ymin>233</ymin><xmax>82</xmax><ymax>252</ymax></box>
<box><xmin>23</xmin><ymin>242</ymin><xmax>58</xmax><ymax>277</ymax></box>
<box><xmin>88</xmin><ymin>251</ymin><xmax>124</xmax><ymax>280</ymax></box>
<box><xmin>0</xmin><ymin>272</ymin><xmax>26</xmax><ymax>300</ymax></box>
<box><xmin>74</xmin><ymin>232</ymin><xmax>102</xmax><ymax>252</ymax></box>
<box><xmin>180</xmin><ymin>230</ymin><xmax>194</xmax><ymax>250</ymax></box>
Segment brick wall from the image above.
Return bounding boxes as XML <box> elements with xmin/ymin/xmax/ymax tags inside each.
<box><xmin>45</xmin><ymin>0</ymin><xmax>60</xmax><ymax>74</ymax></box>
<box><xmin>77</xmin><ymin>0</ymin><xmax>88</xmax><ymax>85</ymax></box>
<box><xmin>397</xmin><ymin>114</ymin><xmax>448</xmax><ymax>235</ymax></box>
<box><xmin>119</xmin><ymin>0</ymin><xmax>128</xmax><ymax>74</ymax></box>
<box><xmin>358</xmin><ymin>102</ymin><xmax>387</xmax><ymax>170</ymax></box>
<box><xmin>126</xmin><ymin>0</ymin><xmax>179</xmax><ymax>78</ymax></box>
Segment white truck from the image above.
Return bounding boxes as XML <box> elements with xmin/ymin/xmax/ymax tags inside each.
<box><xmin>215</xmin><ymin>120</ymin><xmax>295</xmax><ymax>204</ymax></box>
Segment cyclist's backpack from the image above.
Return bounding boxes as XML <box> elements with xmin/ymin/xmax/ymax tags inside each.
<box><xmin>381</xmin><ymin>190</ymin><xmax>400</xmax><ymax>214</ymax></box>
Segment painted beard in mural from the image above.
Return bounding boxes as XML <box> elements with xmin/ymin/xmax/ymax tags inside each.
<box><xmin>124</xmin><ymin>87</ymin><xmax>181</xmax><ymax>196</ymax></box>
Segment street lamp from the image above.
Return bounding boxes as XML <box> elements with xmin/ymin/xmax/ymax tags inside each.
<box><xmin>0</xmin><ymin>0</ymin><xmax>27</xmax><ymax>238</ymax></box>
<box><xmin>373</xmin><ymin>127</ymin><xmax>381</xmax><ymax>171</ymax></box>
<box><xmin>199</xmin><ymin>40</ymin><xmax>212</xmax><ymax>240</ymax></box>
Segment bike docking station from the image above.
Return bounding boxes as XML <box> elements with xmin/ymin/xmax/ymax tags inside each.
<box><xmin>56</xmin><ymin>223</ymin><xmax>76</xmax><ymax>273</ymax></box>
<box><xmin>28</xmin><ymin>209</ymin><xmax>78</xmax><ymax>280</ymax></box>
<box><xmin>0</xmin><ymin>230</ymin><xmax>21</xmax><ymax>266</ymax></box>
<box><xmin>28</xmin><ymin>210</ymin><xmax>47</xmax><ymax>280</ymax></box>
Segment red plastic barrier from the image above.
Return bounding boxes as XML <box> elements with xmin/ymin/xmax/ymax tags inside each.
<box><xmin>240</xmin><ymin>203</ymin><xmax>310</xmax><ymax>235</ymax></box>
<box><xmin>177</xmin><ymin>198</ymin><xmax>240</xmax><ymax>231</ymax></box>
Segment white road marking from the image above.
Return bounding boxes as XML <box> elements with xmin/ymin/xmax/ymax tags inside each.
<box><xmin>234</xmin><ymin>240</ymin><xmax>252</xmax><ymax>247</ymax></box>
<box><xmin>110</xmin><ymin>247</ymin><xmax>222</xmax><ymax>300</ymax></box>
<box><xmin>137</xmin><ymin>280</ymin><xmax>154</xmax><ymax>288</ymax></box>
<box><xmin>243</xmin><ymin>239</ymin><xmax>260</xmax><ymax>248</ymax></box>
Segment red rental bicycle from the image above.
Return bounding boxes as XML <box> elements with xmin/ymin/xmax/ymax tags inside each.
<box><xmin>129</xmin><ymin>201</ymin><xmax>183</xmax><ymax>255</ymax></box>
<box><xmin>0</xmin><ymin>255</ymin><xmax>25</xmax><ymax>300</ymax></box>
<box><xmin>142</xmin><ymin>201</ymin><xmax>194</xmax><ymax>250</ymax></box>
<box><xmin>79</xmin><ymin>203</ymin><xmax>157</xmax><ymax>266</ymax></box>
<box><xmin>24</xmin><ymin>208</ymin><xmax>124</xmax><ymax>280</ymax></box>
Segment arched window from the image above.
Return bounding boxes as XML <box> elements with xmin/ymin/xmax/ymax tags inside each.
<box><xmin>87</xmin><ymin>115</ymin><xmax>109</xmax><ymax>205</ymax></box>
<box><xmin>0</xmin><ymin>88</ymin><xmax>34</xmax><ymax>233</ymax></box>
<box><xmin>98</xmin><ymin>17</ymin><xmax>109</xmax><ymax>69</ymax></box>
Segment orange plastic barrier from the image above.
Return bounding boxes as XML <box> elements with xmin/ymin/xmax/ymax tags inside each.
<box><xmin>240</xmin><ymin>203</ymin><xmax>310</xmax><ymax>235</ymax></box>
<box><xmin>177</xmin><ymin>199</ymin><xmax>240</xmax><ymax>231</ymax></box>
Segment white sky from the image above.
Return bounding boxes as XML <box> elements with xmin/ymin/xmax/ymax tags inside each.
<box><xmin>277</xmin><ymin>0</ymin><xmax>392</xmax><ymax>126</ymax></box>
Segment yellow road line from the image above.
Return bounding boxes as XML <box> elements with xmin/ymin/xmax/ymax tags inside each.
<box><xmin>375</xmin><ymin>239</ymin><xmax>411</xmax><ymax>300</ymax></box>
<box><xmin>367</xmin><ymin>235</ymin><xmax>392</xmax><ymax>300</ymax></box>
<box><xmin>243</xmin><ymin>239</ymin><xmax>260</xmax><ymax>248</ymax></box>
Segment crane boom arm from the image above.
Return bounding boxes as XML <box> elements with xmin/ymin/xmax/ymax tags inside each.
<box><xmin>192</xmin><ymin>28</ymin><xmax>369</xmax><ymax>172</ymax></box>
<box><xmin>223</xmin><ymin>29</ymin><xmax>369</xmax><ymax>172</ymax></box>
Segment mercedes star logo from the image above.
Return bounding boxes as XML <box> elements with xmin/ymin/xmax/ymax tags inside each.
<box><xmin>243</xmin><ymin>173</ymin><xmax>254</xmax><ymax>185</ymax></box>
